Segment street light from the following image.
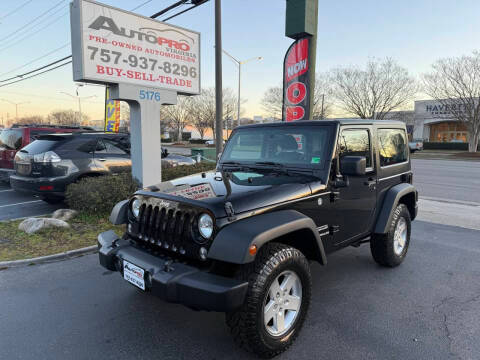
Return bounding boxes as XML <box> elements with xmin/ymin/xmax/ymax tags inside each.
<box><xmin>221</xmin><ymin>49</ymin><xmax>262</xmax><ymax>128</ymax></box>
<box><xmin>0</xmin><ymin>99</ymin><xmax>30</xmax><ymax>121</ymax></box>
<box><xmin>60</xmin><ymin>85</ymin><xmax>96</xmax><ymax>126</ymax></box>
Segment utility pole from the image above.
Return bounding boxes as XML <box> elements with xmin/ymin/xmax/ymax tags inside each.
<box><xmin>214</xmin><ymin>0</ymin><xmax>223</xmax><ymax>157</ymax></box>
<box><xmin>60</xmin><ymin>84</ymin><xmax>96</xmax><ymax>126</ymax></box>
<box><xmin>321</xmin><ymin>93</ymin><xmax>324</xmax><ymax>119</ymax></box>
<box><xmin>220</xmin><ymin>49</ymin><xmax>262</xmax><ymax>128</ymax></box>
<box><xmin>0</xmin><ymin>99</ymin><xmax>29</xmax><ymax>121</ymax></box>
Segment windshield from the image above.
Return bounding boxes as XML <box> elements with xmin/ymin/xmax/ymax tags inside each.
<box><xmin>221</xmin><ymin>125</ymin><xmax>332</xmax><ymax>169</ymax></box>
<box><xmin>0</xmin><ymin>129</ymin><xmax>23</xmax><ymax>150</ymax></box>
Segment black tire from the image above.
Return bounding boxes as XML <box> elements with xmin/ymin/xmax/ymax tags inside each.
<box><xmin>42</xmin><ymin>196</ymin><xmax>64</xmax><ymax>204</ymax></box>
<box><xmin>370</xmin><ymin>203</ymin><xmax>411</xmax><ymax>267</ymax></box>
<box><xmin>225</xmin><ymin>243</ymin><xmax>311</xmax><ymax>358</ymax></box>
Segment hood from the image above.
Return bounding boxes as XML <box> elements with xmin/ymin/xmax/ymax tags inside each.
<box><xmin>147</xmin><ymin>170</ymin><xmax>317</xmax><ymax>218</ymax></box>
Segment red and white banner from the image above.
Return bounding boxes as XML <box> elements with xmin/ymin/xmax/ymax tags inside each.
<box><xmin>282</xmin><ymin>37</ymin><xmax>311</xmax><ymax>122</ymax></box>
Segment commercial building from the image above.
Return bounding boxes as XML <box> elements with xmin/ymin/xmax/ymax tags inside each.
<box><xmin>412</xmin><ymin>99</ymin><xmax>470</xmax><ymax>142</ymax></box>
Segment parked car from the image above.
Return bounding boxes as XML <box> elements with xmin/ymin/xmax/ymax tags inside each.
<box><xmin>10</xmin><ymin>132</ymin><xmax>131</xmax><ymax>203</ymax></box>
<box><xmin>98</xmin><ymin>119</ymin><xmax>418</xmax><ymax>357</ymax></box>
<box><xmin>10</xmin><ymin>133</ymin><xmax>195</xmax><ymax>203</ymax></box>
<box><xmin>0</xmin><ymin>124</ymin><xmax>92</xmax><ymax>182</ymax></box>
<box><xmin>205</xmin><ymin>139</ymin><xmax>225</xmax><ymax>146</ymax></box>
<box><xmin>408</xmin><ymin>139</ymin><xmax>423</xmax><ymax>153</ymax></box>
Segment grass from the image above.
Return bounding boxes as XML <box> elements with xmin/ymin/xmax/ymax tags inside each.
<box><xmin>0</xmin><ymin>212</ymin><xmax>124</xmax><ymax>262</ymax></box>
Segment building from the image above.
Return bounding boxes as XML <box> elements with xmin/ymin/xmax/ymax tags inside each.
<box><xmin>413</xmin><ymin>99</ymin><xmax>470</xmax><ymax>142</ymax></box>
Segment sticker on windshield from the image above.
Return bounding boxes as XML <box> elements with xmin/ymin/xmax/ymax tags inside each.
<box><xmin>311</xmin><ymin>157</ymin><xmax>320</xmax><ymax>164</ymax></box>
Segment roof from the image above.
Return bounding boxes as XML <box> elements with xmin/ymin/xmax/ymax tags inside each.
<box><xmin>238</xmin><ymin>119</ymin><xmax>406</xmax><ymax>129</ymax></box>
<box><xmin>37</xmin><ymin>132</ymin><xmax>129</xmax><ymax>139</ymax></box>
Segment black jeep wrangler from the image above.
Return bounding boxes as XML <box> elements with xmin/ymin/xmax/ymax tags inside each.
<box><xmin>98</xmin><ymin>120</ymin><xmax>417</xmax><ymax>358</ymax></box>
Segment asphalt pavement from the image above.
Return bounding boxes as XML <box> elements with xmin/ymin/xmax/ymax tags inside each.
<box><xmin>1</xmin><ymin>220</ymin><xmax>479</xmax><ymax>360</ymax></box>
<box><xmin>412</xmin><ymin>159</ymin><xmax>480</xmax><ymax>204</ymax></box>
<box><xmin>0</xmin><ymin>183</ymin><xmax>63</xmax><ymax>221</ymax></box>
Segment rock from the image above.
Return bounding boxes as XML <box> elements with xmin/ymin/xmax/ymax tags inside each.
<box><xmin>51</xmin><ymin>209</ymin><xmax>78</xmax><ymax>221</ymax></box>
<box><xmin>18</xmin><ymin>218</ymin><xmax>70</xmax><ymax>234</ymax></box>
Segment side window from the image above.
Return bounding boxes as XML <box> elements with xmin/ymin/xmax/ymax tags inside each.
<box><xmin>339</xmin><ymin>129</ymin><xmax>372</xmax><ymax>168</ymax></box>
<box><xmin>101</xmin><ymin>139</ymin><xmax>128</xmax><ymax>155</ymax></box>
<box><xmin>377</xmin><ymin>129</ymin><xmax>408</xmax><ymax>167</ymax></box>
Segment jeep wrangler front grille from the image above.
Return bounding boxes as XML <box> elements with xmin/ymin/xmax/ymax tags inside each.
<box><xmin>131</xmin><ymin>198</ymin><xmax>205</xmax><ymax>259</ymax></box>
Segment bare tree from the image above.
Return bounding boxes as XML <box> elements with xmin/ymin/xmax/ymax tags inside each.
<box><xmin>329</xmin><ymin>58</ymin><xmax>418</xmax><ymax>120</ymax></box>
<box><xmin>47</xmin><ymin>110</ymin><xmax>89</xmax><ymax>126</ymax></box>
<box><xmin>261</xmin><ymin>73</ymin><xmax>333</xmax><ymax>120</ymax></box>
<box><xmin>161</xmin><ymin>96</ymin><xmax>192</xmax><ymax>141</ymax></box>
<box><xmin>423</xmin><ymin>51</ymin><xmax>480</xmax><ymax>152</ymax></box>
<box><xmin>261</xmin><ymin>86</ymin><xmax>283</xmax><ymax>119</ymax></box>
<box><xmin>16</xmin><ymin>115</ymin><xmax>44</xmax><ymax>125</ymax></box>
<box><xmin>187</xmin><ymin>87</ymin><xmax>237</xmax><ymax>141</ymax></box>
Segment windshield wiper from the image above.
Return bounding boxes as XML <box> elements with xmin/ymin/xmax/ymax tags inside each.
<box><xmin>220</xmin><ymin>161</ymin><xmax>253</xmax><ymax>172</ymax></box>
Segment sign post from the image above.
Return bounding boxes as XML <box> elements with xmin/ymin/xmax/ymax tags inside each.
<box><xmin>70</xmin><ymin>0</ymin><xmax>200</xmax><ymax>187</ymax></box>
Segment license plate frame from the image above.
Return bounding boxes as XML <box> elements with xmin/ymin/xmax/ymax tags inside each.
<box><xmin>123</xmin><ymin>260</ymin><xmax>145</xmax><ymax>290</ymax></box>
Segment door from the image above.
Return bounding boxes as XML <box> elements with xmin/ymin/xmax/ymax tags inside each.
<box><xmin>94</xmin><ymin>137</ymin><xmax>131</xmax><ymax>174</ymax></box>
<box><xmin>333</xmin><ymin>127</ymin><xmax>377</xmax><ymax>245</ymax></box>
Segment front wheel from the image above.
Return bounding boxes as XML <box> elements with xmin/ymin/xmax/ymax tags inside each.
<box><xmin>370</xmin><ymin>203</ymin><xmax>411</xmax><ymax>267</ymax></box>
<box><xmin>226</xmin><ymin>243</ymin><xmax>311</xmax><ymax>358</ymax></box>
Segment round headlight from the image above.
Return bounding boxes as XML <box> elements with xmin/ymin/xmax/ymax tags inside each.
<box><xmin>131</xmin><ymin>198</ymin><xmax>141</xmax><ymax>218</ymax></box>
<box><xmin>198</xmin><ymin>213</ymin><xmax>213</xmax><ymax>239</ymax></box>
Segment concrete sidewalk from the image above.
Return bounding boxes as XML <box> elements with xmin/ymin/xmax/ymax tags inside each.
<box><xmin>417</xmin><ymin>196</ymin><xmax>480</xmax><ymax>231</ymax></box>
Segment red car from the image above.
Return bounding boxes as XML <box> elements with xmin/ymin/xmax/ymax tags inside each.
<box><xmin>0</xmin><ymin>124</ymin><xmax>93</xmax><ymax>182</ymax></box>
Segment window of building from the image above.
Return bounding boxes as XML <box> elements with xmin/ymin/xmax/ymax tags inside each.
<box><xmin>378</xmin><ymin>129</ymin><xmax>408</xmax><ymax>167</ymax></box>
<box><xmin>339</xmin><ymin>129</ymin><xmax>372</xmax><ymax>168</ymax></box>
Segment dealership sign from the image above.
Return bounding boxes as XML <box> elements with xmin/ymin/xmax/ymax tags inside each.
<box><xmin>282</xmin><ymin>38</ymin><xmax>311</xmax><ymax>122</ymax></box>
<box><xmin>70</xmin><ymin>0</ymin><xmax>200</xmax><ymax>95</ymax></box>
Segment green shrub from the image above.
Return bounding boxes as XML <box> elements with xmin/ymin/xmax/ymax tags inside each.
<box><xmin>65</xmin><ymin>173</ymin><xmax>138</xmax><ymax>214</ymax></box>
<box><xmin>162</xmin><ymin>162</ymin><xmax>216</xmax><ymax>181</ymax></box>
<box><xmin>65</xmin><ymin>162</ymin><xmax>217</xmax><ymax>214</ymax></box>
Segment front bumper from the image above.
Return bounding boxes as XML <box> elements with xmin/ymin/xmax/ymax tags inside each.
<box><xmin>9</xmin><ymin>174</ymin><xmax>70</xmax><ymax>197</ymax></box>
<box><xmin>98</xmin><ymin>231</ymin><xmax>248</xmax><ymax>312</ymax></box>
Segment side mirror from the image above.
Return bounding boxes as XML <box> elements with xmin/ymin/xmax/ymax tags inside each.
<box><xmin>340</xmin><ymin>156</ymin><xmax>366</xmax><ymax>176</ymax></box>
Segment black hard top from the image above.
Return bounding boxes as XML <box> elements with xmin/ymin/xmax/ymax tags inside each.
<box><xmin>238</xmin><ymin>119</ymin><xmax>406</xmax><ymax>129</ymax></box>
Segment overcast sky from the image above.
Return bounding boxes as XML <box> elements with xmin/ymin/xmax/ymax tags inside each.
<box><xmin>0</xmin><ymin>0</ymin><xmax>479</xmax><ymax>122</ymax></box>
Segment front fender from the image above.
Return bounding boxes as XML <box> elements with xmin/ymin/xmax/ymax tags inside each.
<box><xmin>374</xmin><ymin>183</ymin><xmax>417</xmax><ymax>234</ymax></box>
<box><xmin>207</xmin><ymin>210</ymin><xmax>327</xmax><ymax>265</ymax></box>
<box><xmin>109</xmin><ymin>199</ymin><xmax>129</xmax><ymax>225</ymax></box>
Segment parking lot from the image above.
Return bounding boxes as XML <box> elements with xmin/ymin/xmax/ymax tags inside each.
<box><xmin>0</xmin><ymin>157</ymin><xmax>479</xmax><ymax>359</ymax></box>
<box><xmin>0</xmin><ymin>182</ymin><xmax>63</xmax><ymax>221</ymax></box>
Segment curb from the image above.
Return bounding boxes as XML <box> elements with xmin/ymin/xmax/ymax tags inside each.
<box><xmin>0</xmin><ymin>245</ymin><xmax>98</xmax><ymax>269</ymax></box>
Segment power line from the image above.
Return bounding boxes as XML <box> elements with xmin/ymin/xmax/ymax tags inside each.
<box><xmin>0</xmin><ymin>0</ymin><xmax>66</xmax><ymax>43</ymax></box>
<box><xmin>0</xmin><ymin>0</ymin><xmax>209</xmax><ymax>88</ymax></box>
<box><xmin>0</xmin><ymin>0</ymin><xmax>34</xmax><ymax>21</ymax></box>
<box><xmin>0</xmin><ymin>55</ymin><xmax>72</xmax><ymax>83</ymax></box>
<box><xmin>130</xmin><ymin>0</ymin><xmax>155</xmax><ymax>12</ymax></box>
<box><xmin>0</xmin><ymin>43</ymin><xmax>70</xmax><ymax>78</ymax></box>
<box><xmin>0</xmin><ymin>9</ymin><xmax>69</xmax><ymax>54</ymax></box>
<box><xmin>0</xmin><ymin>60</ymin><xmax>72</xmax><ymax>88</ymax></box>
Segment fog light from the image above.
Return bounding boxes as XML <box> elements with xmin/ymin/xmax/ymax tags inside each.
<box><xmin>199</xmin><ymin>247</ymin><xmax>207</xmax><ymax>260</ymax></box>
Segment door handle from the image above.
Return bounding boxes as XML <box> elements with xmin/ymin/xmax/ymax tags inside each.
<box><xmin>364</xmin><ymin>177</ymin><xmax>376</xmax><ymax>187</ymax></box>
<box><xmin>98</xmin><ymin>158</ymin><xmax>107</xmax><ymax>162</ymax></box>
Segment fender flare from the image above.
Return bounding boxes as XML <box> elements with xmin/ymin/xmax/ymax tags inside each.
<box><xmin>109</xmin><ymin>199</ymin><xmax>129</xmax><ymax>225</ymax></box>
<box><xmin>374</xmin><ymin>183</ymin><xmax>417</xmax><ymax>234</ymax></box>
<box><xmin>207</xmin><ymin>210</ymin><xmax>327</xmax><ymax>265</ymax></box>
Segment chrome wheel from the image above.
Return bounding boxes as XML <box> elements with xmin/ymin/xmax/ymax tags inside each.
<box><xmin>263</xmin><ymin>270</ymin><xmax>302</xmax><ymax>336</ymax></box>
<box><xmin>393</xmin><ymin>217</ymin><xmax>407</xmax><ymax>255</ymax></box>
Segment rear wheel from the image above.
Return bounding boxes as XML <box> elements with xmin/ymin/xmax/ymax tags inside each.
<box><xmin>370</xmin><ymin>203</ymin><xmax>411</xmax><ymax>267</ymax></box>
<box><xmin>226</xmin><ymin>243</ymin><xmax>311</xmax><ymax>358</ymax></box>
